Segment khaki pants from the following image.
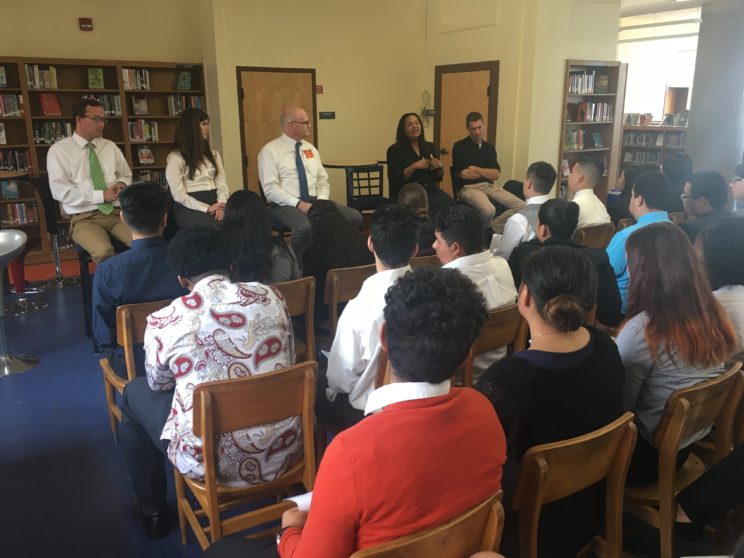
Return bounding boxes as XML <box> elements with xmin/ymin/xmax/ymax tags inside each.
<box><xmin>70</xmin><ymin>209</ymin><xmax>132</xmax><ymax>263</ymax></box>
<box><xmin>458</xmin><ymin>182</ymin><xmax>525</xmax><ymax>229</ymax></box>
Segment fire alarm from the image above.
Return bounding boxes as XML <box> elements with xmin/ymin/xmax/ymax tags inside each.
<box><xmin>79</xmin><ymin>18</ymin><xmax>93</xmax><ymax>31</ymax></box>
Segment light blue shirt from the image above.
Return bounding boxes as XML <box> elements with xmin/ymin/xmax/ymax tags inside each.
<box><xmin>606</xmin><ymin>211</ymin><xmax>670</xmax><ymax>312</ymax></box>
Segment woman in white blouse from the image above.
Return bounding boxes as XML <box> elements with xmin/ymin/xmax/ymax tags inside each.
<box><xmin>166</xmin><ymin>108</ymin><xmax>230</xmax><ymax>228</ymax></box>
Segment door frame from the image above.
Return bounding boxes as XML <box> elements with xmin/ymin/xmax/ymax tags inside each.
<box><xmin>433</xmin><ymin>61</ymin><xmax>500</xmax><ymax>149</ymax></box>
<box><xmin>235</xmin><ymin>66</ymin><xmax>317</xmax><ymax>190</ymax></box>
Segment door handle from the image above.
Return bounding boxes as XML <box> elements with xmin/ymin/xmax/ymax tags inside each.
<box><xmin>439</xmin><ymin>148</ymin><xmax>450</xmax><ymax>155</ymax></box>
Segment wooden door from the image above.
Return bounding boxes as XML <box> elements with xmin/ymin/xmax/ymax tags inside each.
<box><xmin>237</xmin><ymin>67</ymin><xmax>317</xmax><ymax>192</ymax></box>
<box><xmin>434</xmin><ymin>62</ymin><xmax>500</xmax><ymax>197</ymax></box>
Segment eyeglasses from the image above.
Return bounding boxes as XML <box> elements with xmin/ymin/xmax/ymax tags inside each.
<box><xmin>83</xmin><ymin>114</ymin><xmax>108</xmax><ymax>124</ymax></box>
<box><xmin>680</xmin><ymin>194</ymin><xmax>693</xmax><ymax>200</ymax></box>
<box><xmin>292</xmin><ymin>120</ymin><xmax>310</xmax><ymax>126</ymax></box>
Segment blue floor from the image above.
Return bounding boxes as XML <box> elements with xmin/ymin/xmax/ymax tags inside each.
<box><xmin>0</xmin><ymin>286</ymin><xmax>201</xmax><ymax>558</ymax></box>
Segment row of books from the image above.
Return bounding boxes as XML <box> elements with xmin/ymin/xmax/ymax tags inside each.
<box><xmin>563</xmin><ymin>129</ymin><xmax>605</xmax><ymax>151</ymax></box>
<box><xmin>134</xmin><ymin>169</ymin><xmax>167</xmax><ymax>188</ymax></box>
<box><xmin>665</xmin><ymin>133</ymin><xmax>685</xmax><ymax>148</ymax></box>
<box><xmin>83</xmin><ymin>93</ymin><xmax>122</xmax><ymax>116</ymax></box>
<box><xmin>33</xmin><ymin>121</ymin><xmax>73</xmax><ymax>144</ymax></box>
<box><xmin>568</xmin><ymin>70</ymin><xmax>609</xmax><ymax>95</ymax></box>
<box><xmin>26</xmin><ymin>64</ymin><xmax>58</xmax><ymax>89</ymax></box>
<box><xmin>1</xmin><ymin>202</ymin><xmax>39</xmax><ymax>226</ymax></box>
<box><xmin>167</xmin><ymin>94</ymin><xmax>205</xmax><ymax>115</ymax></box>
<box><xmin>0</xmin><ymin>149</ymin><xmax>31</xmax><ymax>171</ymax></box>
<box><xmin>129</xmin><ymin>120</ymin><xmax>160</xmax><ymax>142</ymax></box>
<box><xmin>0</xmin><ymin>66</ymin><xmax>8</xmax><ymax>88</ymax></box>
<box><xmin>0</xmin><ymin>94</ymin><xmax>24</xmax><ymax>117</ymax></box>
<box><xmin>122</xmin><ymin>68</ymin><xmax>151</xmax><ymax>91</ymax></box>
<box><xmin>623</xmin><ymin>132</ymin><xmax>664</xmax><ymax>147</ymax></box>
<box><xmin>574</xmin><ymin>102</ymin><xmax>613</xmax><ymax>123</ymax></box>
<box><xmin>623</xmin><ymin>150</ymin><xmax>661</xmax><ymax>166</ymax></box>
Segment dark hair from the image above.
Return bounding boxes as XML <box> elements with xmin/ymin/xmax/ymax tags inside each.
<box><xmin>465</xmin><ymin>112</ymin><xmax>483</xmax><ymax>126</ymax></box>
<box><xmin>575</xmin><ymin>157</ymin><xmax>604</xmax><ymax>187</ymax></box>
<box><xmin>172</xmin><ymin>108</ymin><xmax>219</xmax><ymax>181</ymax></box>
<box><xmin>526</xmin><ymin>161</ymin><xmax>557</xmax><ymax>194</ymax></box>
<box><xmin>522</xmin><ymin>246</ymin><xmax>597</xmax><ymax>332</ymax></box>
<box><xmin>625</xmin><ymin>222</ymin><xmax>735</xmax><ymax>366</ymax></box>
<box><xmin>384</xmin><ymin>268</ymin><xmax>488</xmax><ymax>382</ymax></box>
<box><xmin>221</xmin><ymin>190</ymin><xmax>278</xmax><ymax>283</ymax></box>
<box><xmin>538</xmin><ymin>199</ymin><xmax>579</xmax><ymax>239</ymax></box>
<box><xmin>617</xmin><ymin>165</ymin><xmax>643</xmax><ymax>202</ymax></box>
<box><xmin>72</xmin><ymin>97</ymin><xmax>103</xmax><ymax>121</ymax></box>
<box><xmin>631</xmin><ymin>170</ymin><xmax>670</xmax><ymax>210</ymax></box>
<box><xmin>435</xmin><ymin>205</ymin><xmax>483</xmax><ymax>255</ymax></box>
<box><xmin>689</xmin><ymin>171</ymin><xmax>729</xmax><ymax>208</ymax></box>
<box><xmin>398</xmin><ymin>182</ymin><xmax>429</xmax><ymax>218</ymax></box>
<box><xmin>395</xmin><ymin>112</ymin><xmax>426</xmax><ymax>146</ymax></box>
<box><xmin>702</xmin><ymin>217</ymin><xmax>744</xmax><ymax>290</ymax></box>
<box><xmin>118</xmin><ymin>181</ymin><xmax>170</xmax><ymax>234</ymax></box>
<box><xmin>167</xmin><ymin>226</ymin><xmax>234</xmax><ymax>280</ymax></box>
<box><xmin>304</xmin><ymin>200</ymin><xmax>372</xmax><ymax>273</ymax></box>
<box><xmin>661</xmin><ymin>152</ymin><xmax>693</xmax><ymax>190</ymax></box>
<box><xmin>371</xmin><ymin>204</ymin><xmax>419</xmax><ymax>269</ymax></box>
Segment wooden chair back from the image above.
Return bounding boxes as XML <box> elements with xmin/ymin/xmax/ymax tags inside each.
<box><xmin>668</xmin><ymin>211</ymin><xmax>686</xmax><ymax>225</ymax></box>
<box><xmin>374</xmin><ymin>347</ymin><xmax>473</xmax><ymax>389</ymax></box>
<box><xmin>616</xmin><ymin>218</ymin><xmax>635</xmax><ymax>231</ymax></box>
<box><xmin>116</xmin><ymin>299</ymin><xmax>172</xmax><ymax>381</ymax></box>
<box><xmin>273</xmin><ymin>276</ymin><xmax>316</xmax><ymax>361</ymax></box>
<box><xmin>187</xmin><ymin>361</ymin><xmax>318</xmax><ymax>546</ymax></box>
<box><xmin>409</xmin><ymin>254</ymin><xmax>441</xmax><ymax>270</ymax></box>
<box><xmin>512</xmin><ymin>412</ymin><xmax>637</xmax><ymax>558</ymax></box>
<box><xmin>323</xmin><ymin>263</ymin><xmax>377</xmax><ymax>338</ymax></box>
<box><xmin>734</xmin><ymin>369</ymin><xmax>744</xmax><ymax>447</ymax></box>
<box><xmin>350</xmin><ymin>491</ymin><xmax>504</xmax><ymax>558</ymax></box>
<box><xmin>572</xmin><ymin>223</ymin><xmax>615</xmax><ymax>249</ymax></box>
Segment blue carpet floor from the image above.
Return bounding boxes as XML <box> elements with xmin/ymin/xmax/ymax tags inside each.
<box><xmin>0</xmin><ymin>286</ymin><xmax>201</xmax><ymax>558</ymax></box>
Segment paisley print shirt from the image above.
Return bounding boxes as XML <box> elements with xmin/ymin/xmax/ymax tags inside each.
<box><xmin>144</xmin><ymin>274</ymin><xmax>299</xmax><ymax>486</ymax></box>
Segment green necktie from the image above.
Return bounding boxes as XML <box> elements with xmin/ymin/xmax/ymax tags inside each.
<box><xmin>88</xmin><ymin>142</ymin><xmax>113</xmax><ymax>215</ymax></box>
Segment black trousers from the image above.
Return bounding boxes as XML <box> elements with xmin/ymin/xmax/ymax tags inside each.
<box><xmin>119</xmin><ymin>377</ymin><xmax>174</xmax><ymax>511</ymax></box>
<box><xmin>626</xmin><ymin>433</ymin><xmax>692</xmax><ymax>486</ymax></box>
<box><xmin>173</xmin><ymin>190</ymin><xmax>219</xmax><ymax>229</ymax></box>
<box><xmin>203</xmin><ymin>537</ymin><xmax>279</xmax><ymax>558</ymax></box>
<box><xmin>314</xmin><ymin>366</ymin><xmax>365</xmax><ymax>431</ymax></box>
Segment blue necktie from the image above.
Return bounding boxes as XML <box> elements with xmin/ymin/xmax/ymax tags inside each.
<box><xmin>295</xmin><ymin>142</ymin><xmax>311</xmax><ymax>202</ymax></box>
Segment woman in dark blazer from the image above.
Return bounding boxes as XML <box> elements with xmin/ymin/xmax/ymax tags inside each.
<box><xmin>386</xmin><ymin>113</ymin><xmax>454</xmax><ymax>219</ymax></box>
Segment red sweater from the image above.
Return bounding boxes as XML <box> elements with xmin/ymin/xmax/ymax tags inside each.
<box><xmin>279</xmin><ymin>388</ymin><xmax>506</xmax><ymax>558</ymax></box>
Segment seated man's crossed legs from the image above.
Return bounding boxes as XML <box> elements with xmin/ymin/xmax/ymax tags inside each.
<box><xmin>459</xmin><ymin>182</ymin><xmax>525</xmax><ymax>231</ymax></box>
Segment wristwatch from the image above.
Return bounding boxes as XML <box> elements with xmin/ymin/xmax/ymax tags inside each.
<box><xmin>276</xmin><ymin>527</ymin><xmax>289</xmax><ymax>546</ymax></box>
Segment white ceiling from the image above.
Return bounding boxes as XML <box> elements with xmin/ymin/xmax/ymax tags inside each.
<box><xmin>620</xmin><ymin>0</ymin><xmax>709</xmax><ymax>16</ymax></box>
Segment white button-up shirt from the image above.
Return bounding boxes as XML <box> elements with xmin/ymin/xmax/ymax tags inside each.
<box><xmin>257</xmin><ymin>133</ymin><xmax>330</xmax><ymax>206</ymax></box>
<box><xmin>573</xmin><ymin>188</ymin><xmax>611</xmax><ymax>229</ymax></box>
<box><xmin>364</xmin><ymin>379</ymin><xmax>451</xmax><ymax>415</ymax></box>
<box><xmin>496</xmin><ymin>193</ymin><xmax>552</xmax><ymax>259</ymax></box>
<box><xmin>326</xmin><ymin>265</ymin><xmax>411</xmax><ymax>411</ymax></box>
<box><xmin>47</xmin><ymin>132</ymin><xmax>132</xmax><ymax>215</ymax></box>
<box><xmin>165</xmin><ymin>150</ymin><xmax>230</xmax><ymax>213</ymax></box>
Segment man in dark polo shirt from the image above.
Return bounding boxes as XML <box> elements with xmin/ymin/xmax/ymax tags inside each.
<box><xmin>452</xmin><ymin>112</ymin><xmax>525</xmax><ymax>229</ymax></box>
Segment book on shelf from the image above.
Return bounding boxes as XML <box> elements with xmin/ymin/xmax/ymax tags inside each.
<box><xmin>0</xmin><ymin>123</ymin><xmax>5</xmax><ymax>145</ymax></box>
<box><xmin>39</xmin><ymin>93</ymin><xmax>62</xmax><ymax>116</ymax></box>
<box><xmin>655</xmin><ymin>134</ymin><xmax>664</xmax><ymax>147</ymax></box>
<box><xmin>575</xmin><ymin>101</ymin><xmax>613</xmax><ymax>122</ymax></box>
<box><xmin>83</xmin><ymin>93</ymin><xmax>121</xmax><ymax>116</ymax></box>
<box><xmin>0</xmin><ymin>93</ymin><xmax>24</xmax><ymax>117</ymax></box>
<box><xmin>594</xmin><ymin>74</ymin><xmax>609</xmax><ymax>93</ymax></box>
<box><xmin>137</xmin><ymin>145</ymin><xmax>155</xmax><ymax>165</ymax></box>
<box><xmin>592</xmin><ymin>132</ymin><xmax>604</xmax><ymax>149</ymax></box>
<box><xmin>568</xmin><ymin>69</ymin><xmax>596</xmax><ymax>94</ymax></box>
<box><xmin>129</xmin><ymin>119</ymin><xmax>159</xmax><ymax>142</ymax></box>
<box><xmin>560</xmin><ymin>159</ymin><xmax>570</xmax><ymax>177</ymax></box>
<box><xmin>122</xmin><ymin>68</ymin><xmax>150</xmax><ymax>90</ymax></box>
<box><xmin>25</xmin><ymin>64</ymin><xmax>58</xmax><ymax>89</ymax></box>
<box><xmin>33</xmin><ymin>121</ymin><xmax>72</xmax><ymax>144</ymax></box>
<box><xmin>167</xmin><ymin>94</ymin><xmax>205</xmax><ymax>116</ymax></box>
<box><xmin>564</xmin><ymin>129</ymin><xmax>585</xmax><ymax>151</ymax></box>
<box><xmin>0</xmin><ymin>67</ymin><xmax>6</xmax><ymax>88</ymax></box>
<box><xmin>1</xmin><ymin>201</ymin><xmax>39</xmax><ymax>226</ymax></box>
<box><xmin>131</xmin><ymin>96</ymin><xmax>149</xmax><ymax>115</ymax></box>
<box><xmin>57</xmin><ymin>227</ymin><xmax>74</xmax><ymax>250</ymax></box>
<box><xmin>0</xmin><ymin>149</ymin><xmax>31</xmax><ymax>172</ymax></box>
<box><xmin>176</xmin><ymin>70</ymin><xmax>192</xmax><ymax>90</ymax></box>
<box><xmin>1</xmin><ymin>180</ymin><xmax>19</xmax><ymax>199</ymax></box>
<box><xmin>134</xmin><ymin>169</ymin><xmax>167</xmax><ymax>188</ymax></box>
<box><xmin>88</xmin><ymin>67</ymin><xmax>105</xmax><ymax>89</ymax></box>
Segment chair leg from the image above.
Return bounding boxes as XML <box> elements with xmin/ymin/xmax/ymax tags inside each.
<box><xmin>101</xmin><ymin>371</ymin><xmax>118</xmax><ymax>442</ymax></box>
<box><xmin>659</xmin><ymin>496</ymin><xmax>676</xmax><ymax>558</ymax></box>
<box><xmin>174</xmin><ymin>471</ymin><xmax>188</xmax><ymax>545</ymax></box>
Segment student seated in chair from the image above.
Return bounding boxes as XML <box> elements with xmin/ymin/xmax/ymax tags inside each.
<box><xmin>568</xmin><ymin>157</ymin><xmax>611</xmax><ymax>229</ymax></box>
<box><xmin>119</xmin><ymin>226</ymin><xmax>300</xmax><ymax>540</ymax></box>
<box><xmin>320</xmin><ymin>204</ymin><xmax>419</xmax><ymax>429</ymax></box>
<box><xmin>204</xmin><ymin>268</ymin><xmax>507</xmax><ymax>558</ymax></box>
<box><xmin>508</xmin><ymin>199</ymin><xmax>623</xmax><ymax>327</ymax></box>
<box><xmin>435</xmin><ymin>204</ymin><xmax>517</xmax><ymax>372</ymax></box>
<box><xmin>91</xmin><ymin>181</ymin><xmax>187</xmax><ymax>378</ymax></box>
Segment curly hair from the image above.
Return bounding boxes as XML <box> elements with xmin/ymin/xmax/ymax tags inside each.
<box><xmin>371</xmin><ymin>204</ymin><xmax>419</xmax><ymax>268</ymax></box>
<box><xmin>384</xmin><ymin>268</ymin><xmax>488</xmax><ymax>383</ymax></box>
<box><xmin>303</xmin><ymin>201</ymin><xmax>372</xmax><ymax>273</ymax></box>
<box><xmin>167</xmin><ymin>226</ymin><xmax>234</xmax><ymax>280</ymax></box>
<box><xmin>222</xmin><ymin>190</ymin><xmax>275</xmax><ymax>283</ymax></box>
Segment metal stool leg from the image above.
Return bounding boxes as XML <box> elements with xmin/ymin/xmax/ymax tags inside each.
<box><xmin>43</xmin><ymin>234</ymin><xmax>80</xmax><ymax>289</ymax></box>
<box><xmin>0</xmin><ymin>264</ymin><xmax>39</xmax><ymax>376</ymax></box>
<box><xmin>6</xmin><ymin>256</ymin><xmax>47</xmax><ymax>316</ymax></box>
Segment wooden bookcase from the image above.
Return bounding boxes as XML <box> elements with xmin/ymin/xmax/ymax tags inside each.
<box><xmin>0</xmin><ymin>57</ymin><xmax>204</xmax><ymax>265</ymax></box>
<box><xmin>620</xmin><ymin>124</ymin><xmax>687</xmax><ymax>170</ymax></box>
<box><xmin>556</xmin><ymin>60</ymin><xmax>627</xmax><ymax>202</ymax></box>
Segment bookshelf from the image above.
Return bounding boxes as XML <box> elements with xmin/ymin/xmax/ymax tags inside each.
<box><xmin>0</xmin><ymin>57</ymin><xmax>205</xmax><ymax>264</ymax></box>
<box><xmin>557</xmin><ymin>60</ymin><xmax>627</xmax><ymax>202</ymax></box>
<box><xmin>620</xmin><ymin>124</ymin><xmax>687</xmax><ymax>169</ymax></box>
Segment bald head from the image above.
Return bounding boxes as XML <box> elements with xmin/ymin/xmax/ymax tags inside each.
<box><xmin>281</xmin><ymin>105</ymin><xmax>312</xmax><ymax>141</ymax></box>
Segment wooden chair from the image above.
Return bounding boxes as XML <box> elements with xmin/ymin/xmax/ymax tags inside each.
<box><xmin>323</xmin><ymin>263</ymin><xmax>377</xmax><ymax>338</ymax></box>
<box><xmin>692</xmin><ymin>367</ymin><xmax>744</xmax><ymax>463</ymax></box>
<box><xmin>624</xmin><ymin>362</ymin><xmax>743</xmax><ymax>558</ymax></box>
<box><xmin>273</xmin><ymin>276</ymin><xmax>316</xmax><ymax>361</ymax></box>
<box><xmin>668</xmin><ymin>211</ymin><xmax>686</xmax><ymax>225</ymax></box>
<box><xmin>572</xmin><ymin>223</ymin><xmax>615</xmax><ymax>249</ymax></box>
<box><xmin>99</xmin><ymin>299</ymin><xmax>171</xmax><ymax>441</ymax></box>
<box><xmin>174</xmin><ymin>361</ymin><xmax>318</xmax><ymax>549</ymax></box>
<box><xmin>512</xmin><ymin>412</ymin><xmax>637</xmax><ymax>558</ymax></box>
<box><xmin>350</xmin><ymin>490</ymin><xmax>505</xmax><ymax>558</ymax></box>
<box><xmin>409</xmin><ymin>254</ymin><xmax>441</xmax><ymax>270</ymax></box>
<box><xmin>616</xmin><ymin>218</ymin><xmax>635</xmax><ymax>231</ymax></box>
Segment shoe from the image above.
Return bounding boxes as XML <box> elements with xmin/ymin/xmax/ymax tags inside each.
<box><xmin>133</xmin><ymin>499</ymin><xmax>171</xmax><ymax>540</ymax></box>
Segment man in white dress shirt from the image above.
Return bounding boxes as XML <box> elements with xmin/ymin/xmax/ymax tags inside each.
<box><xmin>494</xmin><ymin>161</ymin><xmax>557</xmax><ymax>259</ymax></box>
<box><xmin>568</xmin><ymin>158</ymin><xmax>611</xmax><ymax>229</ymax></box>
<box><xmin>257</xmin><ymin>105</ymin><xmax>362</xmax><ymax>259</ymax></box>
<box><xmin>47</xmin><ymin>98</ymin><xmax>132</xmax><ymax>262</ymax></box>
<box><xmin>322</xmin><ymin>204</ymin><xmax>419</xmax><ymax>427</ymax></box>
